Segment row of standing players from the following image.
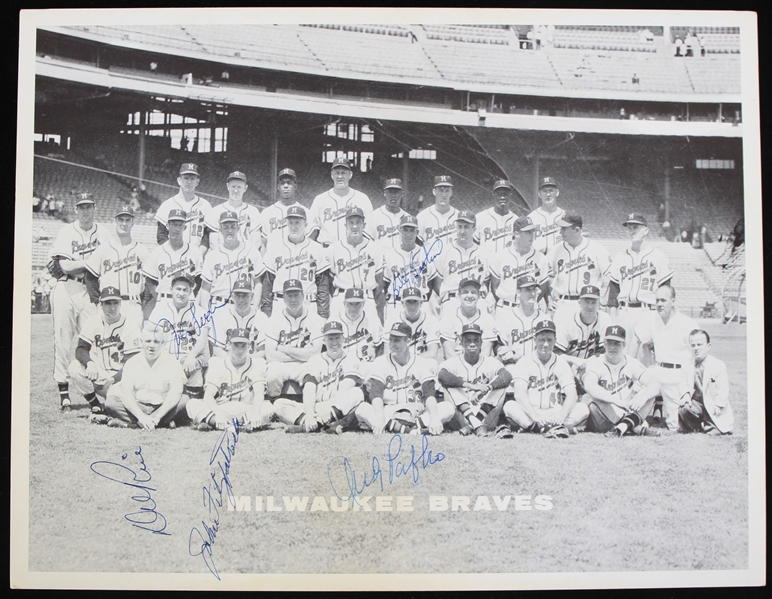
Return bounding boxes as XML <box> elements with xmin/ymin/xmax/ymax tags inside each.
<box><xmin>48</xmin><ymin>158</ymin><xmax>733</xmax><ymax>437</ymax></box>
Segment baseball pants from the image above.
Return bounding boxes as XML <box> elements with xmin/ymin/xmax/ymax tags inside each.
<box><xmin>274</xmin><ymin>387</ymin><xmax>365</xmax><ymax>426</ymax></box>
<box><xmin>503</xmin><ymin>400</ymin><xmax>589</xmax><ymax>430</ymax></box>
<box><xmin>51</xmin><ymin>280</ymin><xmax>97</xmax><ymax>383</ymax></box>
<box><xmin>186</xmin><ymin>398</ymin><xmax>273</xmax><ymax>428</ymax></box>
<box><xmin>68</xmin><ymin>360</ymin><xmax>116</xmax><ymax>400</ymax></box>
<box><xmin>585</xmin><ymin>396</ymin><xmax>657</xmax><ymax>432</ymax></box>
<box><xmin>266</xmin><ymin>361</ymin><xmax>309</xmax><ymax>398</ymax></box>
<box><xmin>355</xmin><ymin>401</ymin><xmax>454</xmax><ymax>432</ymax></box>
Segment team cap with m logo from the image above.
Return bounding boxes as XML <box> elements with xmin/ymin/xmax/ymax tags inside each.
<box><xmin>277</xmin><ymin>168</ymin><xmax>297</xmax><ymax>181</ymax></box>
<box><xmin>383</xmin><ymin>178</ymin><xmax>403</xmax><ymax>190</ymax></box>
<box><xmin>344</xmin><ymin>288</ymin><xmax>366</xmax><ymax>302</ymax></box>
<box><xmin>286</xmin><ymin>206</ymin><xmax>306</xmax><ymax>219</ymax></box>
<box><xmin>168</xmin><ymin>208</ymin><xmax>187</xmax><ymax>222</ymax></box>
<box><xmin>539</xmin><ymin>176</ymin><xmax>559</xmax><ymax>189</ymax></box>
<box><xmin>179</xmin><ymin>163</ymin><xmax>199</xmax><ymax>176</ymax></box>
<box><xmin>219</xmin><ymin>210</ymin><xmax>239</xmax><ymax>223</ymax></box>
<box><xmin>99</xmin><ymin>286</ymin><xmax>122</xmax><ymax>302</ymax></box>
<box><xmin>75</xmin><ymin>192</ymin><xmax>95</xmax><ymax>206</ymax></box>
<box><xmin>604</xmin><ymin>325</ymin><xmax>626</xmax><ymax>342</ymax></box>
<box><xmin>434</xmin><ymin>175</ymin><xmax>453</xmax><ymax>187</ymax></box>
<box><xmin>227</xmin><ymin>171</ymin><xmax>247</xmax><ymax>183</ymax></box>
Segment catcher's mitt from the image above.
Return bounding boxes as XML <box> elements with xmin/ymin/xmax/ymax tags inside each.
<box><xmin>47</xmin><ymin>258</ymin><xmax>65</xmax><ymax>279</ymax></box>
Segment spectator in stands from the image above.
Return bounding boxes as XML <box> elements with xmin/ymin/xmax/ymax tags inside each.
<box><xmin>685</xmin><ymin>31</ymin><xmax>696</xmax><ymax>57</ymax></box>
<box><xmin>674</xmin><ymin>37</ymin><xmax>684</xmax><ymax>57</ymax></box>
<box><xmin>129</xmin><ymin>188</ymin><xmax>142</xmax><ymax>213</ymax></box>
<box><xmin>32</xmin><ymin>195</ymin><xmax>42</xmax><ymax>213</ymax></box>
<box><xmin>55</xmin><ymin>198</ymin><xmax>66</xmax><ymax>220</ymax></box>
<box><xmin>632</xmin><ymin>73</ymin><xmax>640</xmax><ymax>85</ymax></box>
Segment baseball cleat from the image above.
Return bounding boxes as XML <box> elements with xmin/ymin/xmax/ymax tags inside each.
<box><xmin>196</xmin><ymin>422</ymin><xmax>213</xmax><ymax>431</ymax></box>
<box><xmin>285</xmin><ymin>424</ymin><xmax>307</xmax><ymax>434</ymax></box>
<box><xmin>324</xmin><ymin>425</ymin><xmax>344</xmax><ymax>435</ymax></box>
<box><xmin>106</xmin><ymin>418</ymin><xmax>129</xmax><ymax>428</ymax></box>
<box><xmin>60</xmin><ymin>398</ymin><xmax>72</xmax><ymax>413</ymax></box>
<box><xmin>458</xmin><ymin>425</ymin><xmax>473</xmax><ymax>436</ymax></box>
<box><xmin>633</xmin><ymin>424</ymin><xmax>660</xmax><ymax>437</ymax></box>
<box><xmin>168</xmin><ymin>421</ymin><xmax>176</xmax><ymax>430</ymax></box>
<box><xmin>89</xmin><ymin>414</ymin><xmax>110</xmax><ymax>425</ymax></box>
<box><xmin>90</xmin><ymin>404</ymin><xmax>104</xmax><ymax>414</ymax></box>
<box><xmin>494</xmin><ymin>425</ymin><xmax>514</xmax><ymax>439</ymax></box>
<box><xmin>474</xmin><ymin>426</ymin><xmax>489</xmax><ymax>437</ymax></box>
<box><xmin>543</xmin><ymin>425</ymin><xmax>570</xmax><ymax>439</ymax></box>
<box><xmin>604</xmin><ymin>427</ymin><xmax>623</xmax><ymax>438</ymax></box>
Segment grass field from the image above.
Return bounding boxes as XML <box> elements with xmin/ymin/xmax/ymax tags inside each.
<box><xmin>24</xmin><ymin>314</ymin><xmax>750</xmax><ymax>577</ymax></box>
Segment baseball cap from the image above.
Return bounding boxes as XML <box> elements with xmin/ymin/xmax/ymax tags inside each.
<box><xmin>286</xmin><ymin>206</ymin><xmax>306</xmax><ymax>219</ymax></box>
<box><xmin>534</xmin><ymin>319</ymin><xmax>557</xmax><ymax>335</ymax></box>
<box><xmin>179</xmin><ymin>163</ymin><xmax>200</xmax><ymax>176</ymax></box>
<box><xmin>557</xmin><ymin>212</ymin><xmax>583</xmax><ymax>228</ymax></box>
<box><xmin>344</xmin><ymin>288</ymin><xmax>366</xmax><ymax>302</ymax></box>
<box><xmin>115</xmin><ymin>205</ymin><xmax>134</xmax><ymax>218</ymax></box>
<box><xmin>75</xmin><ymin>193</ymin><xmax>95</xmax><ymax>207</ymax></box>
<box><xmin>539</xmin><ymin>176</ymin><xmax>559</xmax><ymax>189</ymax></box>
<box><xmin>278</xmin><ymin>168</ymin><xmax>297</xmax><ymax>181</ymax></box>
<box><xmin>219</xmin><ymin>210</ymin><xmax>239</xmax><ymax>223</ymax></box>
<box><xmin>232</xmin><ymin>279</ymin><xmax>253</xmax><ymax>293</ymax></box>
<box><xmin>604</xmin><ymin>325</ymin><xmax>627</xmax><ymax>342</ymax></box>
<box><xmin>323</xmin><ymin>320</ymin><xmax>345</xmax><ymax>335</ymax></box>
<box><xmin>623</xmin><ymin>213</ymin><xmax>648</xmax><ymax>227</ymax></box>
<box><xmin>388</xmin><ymin>322</ymin><xmax>412</xmax><ymax>337</ymax></box>
<box><xmin>229</xmin><ymin>328</ymin><xmax>250</xmax><ymax>343</ymax></box>
<box><xmin>99</xmin><ymin>286</ymin><xmax>122</xmax><ymax>302</ymax></box>
<box><xmin>331</xmin><ymin>157</ymin><xmax>352</xmax><ymax>171</ymax></box>
<box><xmin>458</xmin><ymin>277</ymin><xmax>482</xmax><ymax>291</ymax></box>
<box><xmin>399</xmin><ymin>214</ymin><xmax>418</xmax><ymax>228</ymax></box>
<box><xmin>456</xmin><ymin>210</ymin><xmax>476</xmax><ymax>225</ymax></box>
<box><xmin>517</xmin><ymin>274</ymin><xmax>539</xmax><ymax>289</ymax></box>
<box><xmin>171</xmin><ymin>273</ymin><xmax>195</xmax><ymax>288</ymax></box>
<box><xmin>434</xmin><ymin>175</ymin><xmax>453</xmax><ymax>187</ymax></box>
<box><xmin>383</xmin><ymin>178</ymin><xmax>403</xmax><ymax>190</ymax></box>
<box><xmin>345</xmin><ymin>205</ymin><xmax>365</xmax><ymax>219</ymax></box>
<box><xmin>579</xmin><ymin>285</ymin><xmax>601</xmax><ymax>299</ymax></box>
<box><xmin>493</xmin><ymin>179</ymin><xmax>514</xmax><ymax>191</ymax></box>
<box><xmin>460</xmin><ymin>323</ymin><xmax>483</xmax><ymax>337</ymax></box>
<box><xmin>167</xmin><ymin>208</ymin><xmax>187</xmax><ymax>222</ymax></box>
<box><xmin>227</xmin><ymin>171</ymin><xmax>247</xmax><ymax>183</ymax></box>
<box><xmin>283</xmin><ymin>279</ymin><xmax>304</xmax><ymax>293</ymax></box>
<box><xmin>401</xmin><ymin>287</ymin><xmax>423</xmax><ymax>301</ymax></box>
<box><xmin>513</xmin><ymin>216</ymin><xmax>538</xmax><ymax>232</ymax></box>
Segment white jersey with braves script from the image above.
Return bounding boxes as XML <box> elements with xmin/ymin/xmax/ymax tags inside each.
<box><xmin>50</xmin><ymin>222</ymin><xmax>110</xmax><ymax>280</ymax></box>
<box><xmin>546</xmin><ymin>237</ymin><xmax>611</xmax><ymax>298</ymax></box>
<box><xmin>329</xmin><ymin>238</ymin><xmax>386</xmax><ymax>293</ymax></box>
<box><xmin>368</xmin><ymin>353</ymin><xmax>436</xmax><ymax>406</ymax></box>
<box><xmin>439</xmin><ymin>355</ymin><xmax>506</xmax><ymax>400</ymax></box>
<box><xmin>260</xmin><ymin>201</ymin><xmax>309</xmax><ymax>249</ymax></box>
<box><xmin>496</xmin><ymin>306</ymin><xmax>545</xmax><ymax>358</ymax></box>
<box><xmin>205</xmin><ymin>355</ymin><xmax>267</xmax><ymax>405</ymax></box>
<box><xmin>310</xmin><ymin>188</ymin><xmax>373</xmax><ymax>246</ymax></box>
<box><xmin>554</xmin><ymin>309</ymin><xmax>613</xmax><ymax>359</ymax></box>
<box><xmin>439</xmin><ymin>307</ymin><xmax>498</xmax><ymax>354</ymax></box>
<box><xmin>337</xmin><ymin>309</ymin><xmax>383</xmax><ymax>363</ymax></box>
<box><xmin>79</xmin><ymin>314</ymin><xmax>142</xmax><ymax>373</ymax></box>
<box><xmin>382</xmin><ymin>310</ymin><xmax>441</xmax><ymax>356</ymax></box>
<box><xmin>156</xmin><ymin>193</ymin><xmax>212</xmax><ymax>247</ymax></box>
<box><xmin>528</xmin><ymin>206</ymin><xmax>566</xmax><ymax>254</ymax></box>
<box><xmin>207</xmin><ymin>305</ymin><xmax>267</xmax><ymax>355</ymax></box>
<box><xmin>511</xmin><ymin>352</ymin><xmax>576</xmax><ymax>409</ymax></box>
<box><xmin>202</xmin><ymin>242</ymin><xmax>265</xmax><ymax>300</ymax></box>
<box><xmin>417</xmin><ymin>204</ymin><xmax>458</xmax><ymax>246</ymax></box>
<box><xmin>263</xmin><ymin>236</ymin><xmax>331</xmax><ymax>299</ymax></box>
<box><xmin>382</xmin><ymin>244</ymin><xmax>436</xmax><ymax>303</ymax></box>
<box><xmin>430</xmin><ymin>239</ymin><xmax>489</xmax><ymax>300</ymax></box>
<box><xmin>583</xmin><ymin>355</ymin><xmax>648</xmax><ymax>405</ymax></box>
<box><xmin>85</xmin><ymin>237</ymin><xmax>150</xmax><ymax>301</ymax></box>
<box><xmin>476</xmin><ymin>207</ymin><xmax>518</xmax><ymax>253</ymax></box>
<box><xmin>303</xmin><ymin>352</ymin><xmax>362</xmax><ymax>402</ymax></box>
<box><xmin>148</xmin><ymin>300</ymin><xmax>201</xmax><ymax>360</ymax></box>
<box><xmin>142</xmin><ymin>241</ymin><xmax>204</xmax><ymax>296</ymax></box>
<box><xmin>205</xmin><ymin>202</ymin><xmax>263</xmax><ymax>247</ymax></box>
<box><xmin>609</xmin><ymin>245</ymin><xmax>674</xmax><ymax>306</ymax></box>
<box><xmin>263</xmin><ymin>307</ymin><xmax>325</xmax><ymax>354</ymax></box>
<box><xmin>489</xmin><ymin>246</ymin><xmax>549</xmax><ymax>303</ymax></box>
<box><xmin>365</xmin><ymin>206</ymin><xmax>408</xmax><ymax>250</ymax></box>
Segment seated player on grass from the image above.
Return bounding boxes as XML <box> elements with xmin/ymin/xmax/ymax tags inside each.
<box><xmin>437</xmin><ymin>323</ymin><xmax>512</xmax><ymax>437</ymax></box>
<box><xmin>356</xmin><ymin>322</ymin><xmax>454</xmax><ymax>435</ymax></box>
<box><xmin>503</xmin><ymin>319</ymin><xmax>588</xmax><ymax>438</ymax></box>
<box><xmin>275</xmin><ymin>320</ymin><xmax>365</xmax><ymax>434</ymax></box>
<box><xmin>582</xmin><ymin>325</ymin><xmax>661</xmax><ymax>437</ymax></box>
<box><xmin>186</xmin><ymin>328</ymin><xmax>272</xmax><ymax>432</ymax></box>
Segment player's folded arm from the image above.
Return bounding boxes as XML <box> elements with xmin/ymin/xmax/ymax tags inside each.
<box><xmin>315</xmin><ymin>270</ymin><xmax>332</xmax><ymax>318</ymax></box>
<box><xmin>156</xmin><ymin>222</ymin><xmax>169</xmax><ymax>245</ymax></box>
<box><xmin>437</xmin><ymin>368</ymin><xmax>465</xmax><ymax>389</ymax></box>
<box><xmin>490</xmin><ymin>367</ymin><xmax>512</xmax><ymax>390</ymax></box>
<box><xmin>581</xmin><ymin>370</ymin><xmax>618</xmax><ymax>405</ymax></box>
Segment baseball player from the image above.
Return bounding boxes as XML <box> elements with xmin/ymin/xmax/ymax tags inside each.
<box><xmin>335</xmin><ymin>288</ymin><xmax>384</xmax><ymax>366</ymax></box>
<box><xmin>528</xmin><ymin>176</ymin><xmax>567</xmax><ymax>255</ymax></box>
<box><xmin>186</xmin><ymin>327</ymin><xmax>273</xmax><ymax>432</ymax></box>
<box><xmin>328</xmin><ymin>206</ymin><xmax>386</xmax><ymax>323</ymax></box>
<box><xmin>48</xmin><ymin>192</ymin><xmax>110</xmax><ymax>411</ymax></box>
<box><xmin>205</xmin><ymin>171</ymin><xmax>263</xmax><ymax>252</ymax></box>
<box><xmin>274</xmin><ymin>320</ymin><xmax>365</xmax><ymax>433</ymax></box>
<box><xmin>503</xmin><ymin>319</ymin><xmax>589</xmax><ymax>437</ymax></box>
<box><xmin>678</xmin><ymin>329</ymin><xmax>734</xmax><ymax>435</ymax></box>
<box><xmin>310</xmin><ymin>157</ymin><xmax>373</xmax><ymax>246</ymax></box>
<box><xmin>85</xmin><ymin>206</ymin><xmax>149</xmax><ymax>328</ymax></box>
<box><xmin>263</xmin><ymin>279</ymin><xmax>325</xmax><ymax>399</ymax></box>
<box><xmin>382</xmin><ymin>287</ymin><xmax>442</xmax><ymax>363</ymax></box>
<box><xmin>356</xmin><ymin>321</ymin><xmax>454</xmax><ymax>435</ymax></box>
<box><xmin>428</xmin><ymin>210</ymin><xmax>489</xmax><ymax>313</ymax></box>
<box><xmin>206</xmin><ymin>280</ymin><xmax>268</xmax><ymax>360</ymax></box>
<box><xmin>365</xmin><ymin>178</ymin><xmax>409</xmax><ymax>250</ymax></box>
<box><xmin>101</xmin><ymin>323</ymin><xmax>188</xmax><ymax>429</ymax></box>
<box><xmin>488</xmin><ymin>216</ymin><xmax>550</xmax><ymax>313</ymax></box>
<box><xmin>495</xmin><ymin>275</ymin><xmax>547</xmax><ymax>368</ymax></box>
<box><xmin>259</xmin><ymin>168</ymin><xmax>310</xmax><ymax>250</ymax></box>
<box><xmin>70</xmin><ymin>287</ymin><xmax>142</xmax><ymax>417</ymax></box>
<box><xmin>259</xmin><ymin>205</ymin><xmax>332</xmax><ymax>318</ymax></box>
<box><xmin>141</xmin><ymin>208</ymin><xmax>204</xmax><ymax>320</ymax></box>
<box><xmin>438</xmin><ymin>323</ymin><xmax>512</xmax><ymax>436</ymax></box>
<box><xmin>147</xmin><ymin>273</ymin><xmax>210</xmax><ymax>401</ymax></box>
<box><xmin>439</xmin><ymin>278</ymin><xmax>497</xmax><ymax>359</ymax></box>
<box><xmin>583</xmin><ymin>325</ymin><xmax>661</xmax><ymax>437</ymax></box>
<box><xmin>546</xmin><ymin>212</ymin><xmax>611</xmax><ymax>321</ymax></box>
<box><xmin>417</xmin><ymin>174</ymin><xmax>459</xmax><ymax>246</ymax></box>
<box><xmin>629</xmin><ymin>285</ymin><xmax>698</xmax><ymax>431</ymax></box>
<box><xmin>476</xmin><ymin>179</ymin><xmax>519</xmax><ymax>253</ymax></box>
<box><xmin>607</xmin><ymin>213</ymin><xmax>674</xmax><ymax>356</ymax></box>
<box><xmin>155</xmin><ymin>163</ymin><xmax>212</xmax><ymax>251</ymax></box>
<box><xmin>199</xmin><ymin>211</ymin><xmax>265</xmax><ymax>310</ymax></box>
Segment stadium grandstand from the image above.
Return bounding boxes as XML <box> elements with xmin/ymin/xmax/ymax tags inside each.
<box><xmin>30</xmin><ymin>21</ymin><xmax>745</xmax><ymax>316</ymax></box>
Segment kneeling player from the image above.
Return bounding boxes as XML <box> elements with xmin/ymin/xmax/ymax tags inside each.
<box><xmin>438</xmin><ymin>324</ymin><xmax>512</xmax><ymax>437</ymax></box>
<box><xmin>356</xmin><ymin>322</ymin><xmax>453</xmax><ymax>435</ymax></box>
<box><xmin>583</xmin><ymin>325</ymin><xmax>661</xmax><ymax>437</ymax></box>
<box><xmin>274</xmin><ymin>320</ymin><xmax>365</xmax><ymax>433</ymax></box>
<box><xmin>504</xmin><ymin>319</ymin><xmax>588</xmax><ymax>438</ymax></box>
<box><xmin>186</xmin><ymin>328</ymin><xmax>272</xmax><ymax>432</ymax></box>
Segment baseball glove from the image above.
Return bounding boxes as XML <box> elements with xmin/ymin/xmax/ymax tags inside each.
<box><xmin>46</xmin><ymin>258</ymin><xmax>65</xmax><ymax>279</ymax></box>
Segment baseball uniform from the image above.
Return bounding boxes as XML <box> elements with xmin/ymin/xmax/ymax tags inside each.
<box><xmin>382</xmin><ymin>243</ymin><xmax>436</xmax><ymax>313</ymax></box>
<box><xmin>528</xmin><ymin>206</ymin><xmax>567</xmax><ymax>255</ymax></box>
<box><xmin>206</xmin><ymin>201</ymin><xmax>263</xmax><ymax>250</ymax></box>
<box><xmin>382</xmin><ymin>310</ymin><xmax>442</xmax><ymax>359</ymax></box>
<box><xmin>206</xmin><ymin>304</ymin><xmax>267</xmax><ymax>358</ymax></box>
<box><xmin>583</xmin><ymin>353</ymin><xmax>653</xmax><ymax>426</ymax></box>
<box><xmin>260</xmin><ymin>200</ymin><xmax>310</xmax><ymax>249</ymax></box>
<box><xmin>201</xmin><ymin>241</ymin><xmax>265</xmax><ymax>304</ymax></box>
<box><xmin>554</xmin><ymin>309</ymin><xmax>613</xmax><ymax>360</ymax></box>
<box><xmin>310</xmin><ymin>188</ymin><xmax>373</xmax><ymax>246</ymax></box>
<box><xmin>365</xmin><ymin>206</ymin><xmax>408</xmax><ymax>250</ymax></box>
<box><xmin>439</xmin><ymin>306</ymin><xmax>498</xmax><ymax>357</ymax></box>
<box><xmin>156</xmin><ymin>193</ymin><xmax>212</xmax><ymax>248</ymax></box>
<box><xmin>438</xmin><ymin>354</ymin><xmax>508</xmax><ymax>411</ymax></box>
<box><xmin>489</xmin><ymin>246</ymin><xmax>549</xmax><ymax>307</ymax></box>
<box><xmin>142</xmin><ymin>241</ymin><xmax>204</xmax><ymax>299</ymax></box>
<box><xmin>417</xmin><ymin>204</ymin><xmax>459</xmax><ymax>246</ymax></box>
<box><xmin>336</xmin><ymin>307</ymin><xmax>383</xmax><ymax>366</ymax></box>
<box><xmin>366</xmin><ymin>352</ymin><xmax>437</xmax><ymax>418</ymax></box>
<box><xmin>496</xmin><ymin>306</ymin><xmax>546</xmax><ymax>365</ymax></box>
<box><xmin>476</xmin><ymin>207</ymin><xmax>518</xmax><ymax>253</ymax></box>
<box><xmin>547</xmin><ymin>236</ymin><xmax>611</xmax><ymax>319</ymax></box>
<box><xmin>328</xmin><ymin>237</ymin><xmax>386</xmax><ymax>317</ymax></box>
<box><xmin>429</xmin><ymin>238</ymin><xmax>489</xmax><ymax>306</ymax></box>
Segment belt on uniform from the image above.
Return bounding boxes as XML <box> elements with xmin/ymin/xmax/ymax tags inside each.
<box><xmin>273</xmin><ymin>291</ymin><xmax>317</xmax><ymax>302</ymax></box>
<box><xmin>63</xmin><ymin>275</ymin><xmax>85</xmax><ymax>283</ymax></box>
<box><xmin>211</xmin><ymin>295</ymin><xmax>232</xmax><ymax>304</ymax></box>
<box><xmin>620</xmin><ymin>301</ymin><xmax>655</xmax><ymax>309</ymax></box>
<box><xmin>497</xmin><ymin>299</ymin><xmax>518</xmax><ymax>308</ymax></box>
<box><xmin>658</xmin><ymin>362</ymin><xmax>682</xmax><ymax>369</ymax></box>
<box><xmin>159</xmin><ymin>292</ymin><xmax>173</xmax><ymax>299</ymax></box>
<box><xmin>440</xmin><ymin>291</ymin><xmax>458</xmax><ymax>303</ymax></box>
<box><xmin>559</xmin><ymin>294</ymin><xmax>580</xmax><ymax>301</ymax></box>
<box><xmin>120</xmin><ymin>294</ymin><xmax>140</xmax><ymax>302</ymax></box>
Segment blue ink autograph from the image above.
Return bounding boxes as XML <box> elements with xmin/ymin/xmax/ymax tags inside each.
<box><xmin>392</xmin><ymin>239</ymin><xmax>443</xmax><ymax>306</ymax></box>
<box><xmin>155</xmin><ymin>291</ymin><xmax>232</xmax><ymax>359</ymax></box>
<box><xmin>327</xmin><ymin>434</ymin><xmax>445</xmax><ymax>506</ymax></box>
<box><xmin>189</xmin><ymin>420</ymin><xmax>241</xmax><ymax>580</ymax></box>
<box><xmin>90</xmin><ymin>446</ymin><xmax>170</xmax><ymax>536</ymax></box>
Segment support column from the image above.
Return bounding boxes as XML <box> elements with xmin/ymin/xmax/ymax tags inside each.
<box><xmin>138</xmin><ymin>110</ymin><xmax>146</xmax><ymax>190</ymax></box>
<box><xmin>271</xmin><ymin>128</ymin><xmax>278</xmax><ymax>204</ymax></box>
<box><xmin>402</xmin><ymin>152</ymin><xmax>409</xmax><ymax>212</ymax></box>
